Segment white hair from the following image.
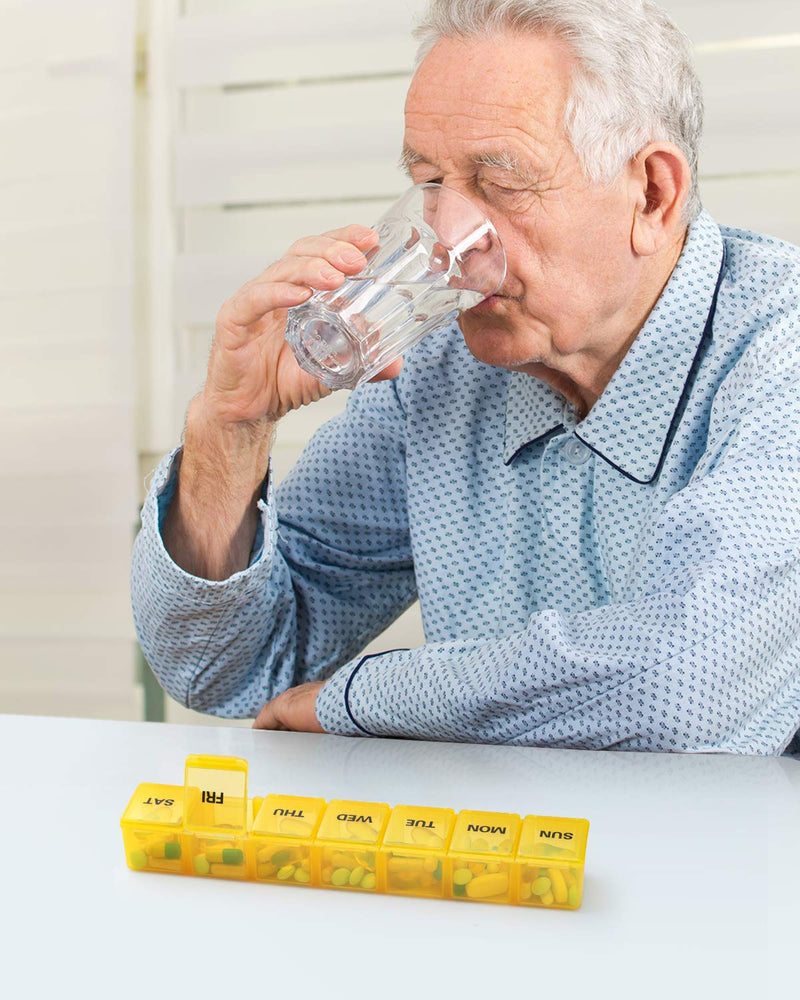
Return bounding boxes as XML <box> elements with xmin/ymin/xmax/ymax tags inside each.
<box><xmin>413</xmin><ymin>0</ymin><xmax>704</xmax><ymax>222</ymax></box>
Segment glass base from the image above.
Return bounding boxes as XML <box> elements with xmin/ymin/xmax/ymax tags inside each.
<box><xmin>285</xmin><ymin>302</ymin><xmax>366</xmax><ymax>390</ymax></box>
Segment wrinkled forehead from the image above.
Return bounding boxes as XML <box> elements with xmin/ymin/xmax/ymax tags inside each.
<box><xmin>404</xmin><ymin>32</ymin><xmax>574</xmax><ymax>162</ymax></box>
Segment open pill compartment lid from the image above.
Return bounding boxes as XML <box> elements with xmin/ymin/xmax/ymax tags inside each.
<box><xmin>183</xmin><ymin>754</ymin><xmax>249</xmax><ymax>834</ymax></box>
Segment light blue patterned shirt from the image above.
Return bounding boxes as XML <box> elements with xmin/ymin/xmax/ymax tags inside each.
<box><xmin>132</xmin><ymin>211</ymin><xmax>800</xmax><ymax>754</ymax></box>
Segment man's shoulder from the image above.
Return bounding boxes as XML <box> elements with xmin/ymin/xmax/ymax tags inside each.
<box><xmin>718</xmin><ymin>221</ymin><xmax>800</xmax><ymax>290</ymax></box>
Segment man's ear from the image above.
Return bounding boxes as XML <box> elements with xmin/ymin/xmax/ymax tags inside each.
<box><xmin>629</xmin><ymin>142</ymin><xmax>692</xmax><ymax>256</ymax></box>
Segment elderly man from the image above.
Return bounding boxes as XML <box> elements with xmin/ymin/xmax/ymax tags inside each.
<box><xmin>132</xmin><ymin>0</ymin><xmax>800</xmax><ymax>753</ymax></box>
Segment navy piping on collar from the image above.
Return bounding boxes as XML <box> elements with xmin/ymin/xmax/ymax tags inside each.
<box><xmin>343</xmin><ymin>649</ymin><xmax>410</xmax><ymax>736</ymax></box>
<box><xmin>504</xmin><ymin>424</ymin><xmax>564</xmax><ymax>466</ymax></box>
<box><xmin>573</xmin><ymin>245</ymin><xmax>728</xmax><ymax>486</ymax></box>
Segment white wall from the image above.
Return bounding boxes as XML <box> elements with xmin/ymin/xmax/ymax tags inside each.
<box><xmin>0</xmin><ymin>0</ymin><xmax>141</xmax><ymax>719</ymax></box>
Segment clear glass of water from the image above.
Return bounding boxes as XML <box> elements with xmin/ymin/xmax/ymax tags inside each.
<box><xmin>285</xmin><ymin>183</ymin><xmax>506</xmax><ymax>389</ymax></box>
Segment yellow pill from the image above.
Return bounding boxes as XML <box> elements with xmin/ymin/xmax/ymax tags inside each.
<box><xmin>300</xmin><ymin>858</ymin><xmax>311</xmax><ymax>872</ymax></box>
<box><xmin>531</xmin><ymin>876</ymin><xmax>552</xmax><ymax>897</ymax></box>
<box><xmin>453</xmin><ymin>868</ymin><xmax>473</xmax><ymax>886</ymax></box>
<box><xmin>568</xmin><ymin>884</ymin><xmax>581</xmax><ymax>907</ymax></box>
<box><xmin>347</xmin><ymin>821</ymin><xmax>378</xmax><ymax>839</ymax></box>
<box><xmin>469</xmin><ymin>862</ymin><xmax>486</xmax><ymax>876</ymax></box>
<box><xmin>486</xmin><ymin>862</ymin><xmax>502</xmax><ymax>874</ymax></box>
<box><xmin>193</xmin><ymin>855</ymin><xmax>210</xmax><ymax>875</ymax></box>
<box><xmin>411</xmin><ymin>828</ymin><xmax>444</xmax><ymax>849</ymax></box>
<box><xmin>277</xmin><ymin>865</ymin><xmax>296</xmax><ymax>880</ymax></box>
<box><xmin>361</xmin><ymin>873</ymin><xmax>376</xmax><ymax>890</ymax></box>
<box><xmin>280</xmin><ymin>818</ymin><xmax>312</xmax><ymax>836</ymax></box>
<box><xmin>548</xmin><ymin>868</ymin><xmax>568</xmax><ymax>904</ymax></box>
<box><xmin>294</xmin><ymin>868</ymin><xmax>311</xmax><ymax>884</ymax></box>
<box><xmin>465</xmin><ymin>872</ymin><xmax>509</xmax><ymax>899</ymax></box>
<box><xmin>205</xmin><ymin>845</ymin><xmax>235</xmax><ymax>863</ymax></box>
<box><xmin>147</xmin><ymin>842</ymin><xmax>167</xmax><ymax>859</ymax></box>
<box><xmin>520</xmin><ymin>881</ymin><xmax>532</xmax><ymax>901</ymax></box>
<box><xmin>322</xmin><ymin>867</ymin><xmax>333</xmax><ymax>883</ymax></box>
<box><xmin>256</xmin><ymin>863</ymin><xmax>277</xmax><ymax>879</ymax></box>
<box><xmin>210</xmin><ymin>863</ymin><xmax>243</xmax><ymax>877</ymax></box>
<box><xmin>331</xmin><ymin>868</ymin><xmax>350</xmax><ymax>887</ymax></box>
<box><xmin>129</xmin><ymin>849</ymin><xmax>148</xmax><ymax>870</ymax></box>
<box><xmin>349</xmin><ymin>866</ymin><xmax>365</xmax><ymax>886</ymax></box>
<box><xmin>391</xmin><ymin>870</ymin><xmax>423</xmax><ymax>888</ymax></box>
<box><xmin>331</xmin><ymin>853</ymin><xmax>354</xmax><ymax>870</ymax></box>
<box><xmin>256</xmin><ymin>847</ymin><xmax>272</xmax><ymax>864</ymax></box>
<box><xmin>388</xmin><ymin>857</ymin><xmax>425</xmax><ymax>873</ymax></box>
<box><xmin>540</xmin><ymin>890</ymin><xmax>555</xmax><ymax>906</ymax></box>
<box><xmin>423</xmin><ymin>856</ymin><xmax>438</xmax><ymax>873</ymax></box>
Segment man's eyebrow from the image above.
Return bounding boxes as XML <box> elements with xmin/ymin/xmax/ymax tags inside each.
<box><xmin>470</xmin><ymin>150</ymin><xmax>537</xmax><ymax>183</ymax></box>
<box><xmin>399</xmin><ymin>145</ymin><xmax>425</xmax><ymax>176</ymax></box>
<box><xmin>399</xmin><ymin>145</ymin><xmax>537</xmax><ymax>183</ymax></box>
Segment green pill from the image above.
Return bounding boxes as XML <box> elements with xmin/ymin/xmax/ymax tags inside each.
<box><xmin>433</xmin><ymin>860</ymin><xmax>442</xmax><ymax>881</ymax></box>
<box><xmin>164</xmin><ymin>842</ymin><xmax>181</xmax><ymax>860</ymax></box>
<box><xmin>194</xmin><ymin>855</ymin><xmax>210</xmax><ymax>875</ymax></box>
<box><xmin>222</xmin><ymin>848</ymin><xmax>243</xmax><ymax>865</ymax></box>
<box><xmin>453</xmin><ymin>868</ymin><xmax>473</xmax><ymax>886</ymax></box>
<box><xmin>277</xmin><ymin>864</ymin><xmax>295</xmax><ymax>881</ymax></box>
<box><xmin>294</xmin><ymin>869</ymin><xmax>311</xmax><ymax>884</ymax></box>
<box><xmin>130</xmin><ymin>849</ymin><xmax>148</xmax><ymax>870</ymax></box>
<box><xmin>331</xmin><ymin>867</ymin><xmax>350</xmax><ymax>887</ymax></box>
<box><xmin>453</xmin><ymin>883</ymin><xmax>466</xmax><ymax>897</ymax></box>
<box><xmin>349</xmin><ymin>866</ymin><xmax>365</xmax><ymax>887</ymax></box>
<box><xmin>271</xmin><ymin>849</ymin><xmax>291</xmax><ymax>867</ymax></box>
<box><xmin>361</xmin><ymin>873</ymin><xmax>376</xmax><ymax>890</ymax></box>
<box><xmin>568</xmin><ymin>884</ymin><xmax>580</xmax><ymax>907</ymax></box>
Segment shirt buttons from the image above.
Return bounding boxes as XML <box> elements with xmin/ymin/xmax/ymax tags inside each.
<box><xmin>562</xmin><ymin>437</ymin><xmax>590</xmax><ymax>465</ymax></box>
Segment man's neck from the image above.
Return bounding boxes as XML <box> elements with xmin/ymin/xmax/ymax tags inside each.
<box><xmin>522</xmin><ymin>227</ymin><xmax>689</xmax><ymax>421</ymax></box>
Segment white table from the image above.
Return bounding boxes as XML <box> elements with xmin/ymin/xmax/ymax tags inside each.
<box><xmin>1</xmin><ymin>715</ymin><xmax>797</xmax><ymax>998</ymax></box>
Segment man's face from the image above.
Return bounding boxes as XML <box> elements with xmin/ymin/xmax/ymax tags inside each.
<box><xmin>403</xmin><ymin>32</ymin><xmax>644</xmax><ymax>382</ymax></box>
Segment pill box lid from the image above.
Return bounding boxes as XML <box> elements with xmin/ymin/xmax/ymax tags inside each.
<box><xmin>316</xmin><ymin>800</ymin><xmax>391</xmax><ymax>845</ymax></box>
<box><xmin>252</xmin><ymin>794</ymin><xmax>326</xmax><ymax>838</ymax></box>
<box><xmin>449</xmin><ymin>810</ymin><xmax>522</xmax><ymax>856</ymax></box>
<box><xmin>382</xmin><ymin>804</ymin><xmax>455</xmax><ymax>850</ymax></box>
<box><xmin>183</xmin><ymin>754</ymin><xmax>249</xmax><ymax>833</ymax></box>
<box><xmin>120</xmin><ymin>783</ymin><xmax>184</xmax><ymax>828</ymax></box>
<box><xmin>517</xmin><ymin>816</ymin><xmax>590</xmax><ymax>863</ymax></box>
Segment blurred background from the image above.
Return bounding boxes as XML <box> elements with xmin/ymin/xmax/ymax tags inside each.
<box><xmin>0</xmin><ymin>0</ymin><xmax>798</xmax><ymax>727</ymax></box>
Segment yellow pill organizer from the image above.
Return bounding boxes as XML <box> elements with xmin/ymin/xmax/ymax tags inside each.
<box><xmin>120</xmin><ymin>754</ymin><xmax>590</xmax><ymax>910</ymax></box>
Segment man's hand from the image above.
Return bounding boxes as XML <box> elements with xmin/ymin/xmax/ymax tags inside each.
<box><xmin>252</xmin><ymin>681</ymin><xmax>326</xmax><ymax>732</ymax></box>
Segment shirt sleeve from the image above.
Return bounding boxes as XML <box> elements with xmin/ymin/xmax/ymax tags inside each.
<box><xmin>130</xmin><ymin>378</ymin><xmax>416</xmax><ymax>718</ymax></box>
<box><xmin>316</xmin><ymin>318</ymin><xmax>800</xmax><ymax>754</ymax></box>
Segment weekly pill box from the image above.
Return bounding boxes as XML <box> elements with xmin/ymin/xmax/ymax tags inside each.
<box><xmin>120</xmin><ymin>754</ymin><xmax>590</xmax><ymax>910</ymax></box>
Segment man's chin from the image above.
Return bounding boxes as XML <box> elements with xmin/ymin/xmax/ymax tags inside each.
<box><xmin>458</xmin><ymin>314</ymin><xmax>532</xmax><ymax>370</ymax></box>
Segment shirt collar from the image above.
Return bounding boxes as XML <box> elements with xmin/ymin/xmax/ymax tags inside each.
<box><xmin>503</xmin><ymin>211</ymin><xmax>726</xmax><ymax>479</ymax></box>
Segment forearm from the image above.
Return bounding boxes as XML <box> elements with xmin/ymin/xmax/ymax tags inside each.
<box><xmin>162</xmin><ymin>393</ymin><xmax>277</xmax><ymax>580</ymax></box>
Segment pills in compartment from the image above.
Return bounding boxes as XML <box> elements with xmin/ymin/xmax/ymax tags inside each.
<box><xmin>120</xmin><ymin>756</ymin><xmax>589</xmax><ymax>909</ymax></box>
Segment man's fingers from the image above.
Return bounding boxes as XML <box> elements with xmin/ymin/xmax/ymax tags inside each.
<box><xmin>320</xmin><ymin>224</ymin><xmax>379</xmax><ymax>248</ymax></box>
<box><xmin>285</xmin><ymin>235</ymin><xmax>372</xmax><ymax>273</ymax></box>
<box><xmin>369</xmin><ymin>358</ymin><xmax>404</xmax><ymax>382</ymax></box>
<box><xmin>252</xmin><ymin>702</ymin><xmax>276</xmax><ymax>729</ymax></box>
<box><xmin>224</xmin><ymin>281</ymin><xmax>313</xmax><ymax>329</ymax></box>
